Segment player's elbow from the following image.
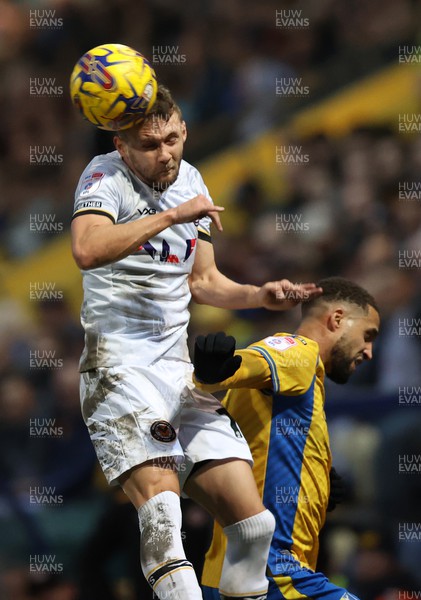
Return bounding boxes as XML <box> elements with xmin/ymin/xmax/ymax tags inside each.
<box><xmin>189</xmin><ymin>269</ymin><xmax>220</xmax><ymax>304</ymax></box>
<box><xmin>190</xmin><ymin>287</ymin><xmax>206</xmax><ymax>304</ymax></box>
<box><xmin>73</xmin><ymin>251</ymin><xmax>95</xmax><ymax>271</ymax></box>
<box><xmin>189</xmin><ymin>278</ymin><xmax>208</xmax><ymax>304</ymax></box>
<box><xmin>72</xmin><ymin>242</ymin><xmax>99</xmax><ymax>270</ymax></box>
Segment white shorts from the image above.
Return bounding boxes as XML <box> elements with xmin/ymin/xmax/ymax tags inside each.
<box><xmin>80</xmin><ymin>358</ymin><xmax>252</xmax><ymax>486</ymax></box>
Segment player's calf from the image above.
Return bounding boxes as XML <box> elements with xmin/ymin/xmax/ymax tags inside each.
<box><xmin>138</xmin><ymin>490</ymin><xmax>203</xmax><ymax>600</ymax></box>
<box><xmin>121</xmin><ymin>461</ymin><xmax>203</xmax><ymax>600</ymax></box>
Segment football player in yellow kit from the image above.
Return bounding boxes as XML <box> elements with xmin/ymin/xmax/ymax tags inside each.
<box><xmin>191</xmin><ymin>277</ymin><xmax>380</xmax><ymax>600</ymax></box>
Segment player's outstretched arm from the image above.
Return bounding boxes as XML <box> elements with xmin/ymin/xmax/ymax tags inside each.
<box><xmin>189</xmin><ymin>240</ymin><xmax>322</xmax><ymax>310</ymax></box>
<box><xmin>71</xmin><ymin>195</ymin><xmax>223</xmax><ymax>270</ymax></box>
<box><xmin>256</xmin><ymin>279</ymin><xmax>323</xmax><ymax>310</ymax></box>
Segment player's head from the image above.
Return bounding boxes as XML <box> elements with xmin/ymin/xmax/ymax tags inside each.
<box><xmin>301</xmin><ymin>277</ymin><xmax>380</xmax><ymax>384</ymax></box>
<box><xmin>114</xmin><ymin>84</ymin><xmax>186</xmax><ymax>190</ymax></box>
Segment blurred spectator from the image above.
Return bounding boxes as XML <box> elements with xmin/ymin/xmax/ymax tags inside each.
<box><xmin>2</xmin><ymin>0</ymin><xmax>421</xmax><ymax>596</ymax></box>
<box><xmin>0</xmin><ymin>0</ymin><xmax>419</xmax><ymax>255</ymax></box>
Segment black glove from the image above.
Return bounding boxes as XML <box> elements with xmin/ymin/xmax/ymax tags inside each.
<box><xmin>327</xmin><ymin>467</ymin><xmax>345</xmax><ymax>512</ymax></box>
<box><xmin>194</xmin><ymin>332</ymin><xmax>242</xmax><ymax>384</ymax></box>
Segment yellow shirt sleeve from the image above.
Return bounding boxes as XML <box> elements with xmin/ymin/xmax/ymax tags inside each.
<box><xmin>195</xmin><ymin>347</ymin><xmax>272</xmax><ymax>393</ymax></box>
<box><xmin>251</xmin><ymin>335</ymin><xmax>320</xmax><ymax>395</ymax></box>
<box><xmin>195</xmin><ymin>334</ymin><xmax>320</xmax><ymax>396</ymax></box>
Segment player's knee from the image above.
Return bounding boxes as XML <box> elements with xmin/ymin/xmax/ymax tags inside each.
<box><xmin>220</xmin><ymin>509</ymin><xmax>275</xmax><ymax>596</ymax></box>
<box><xmin>120</xmin><ymin>459</ymin><xmax>180</xmax><ymax>508</ymax></box>
<box><xmin>253</xmin><ymin>509</ymin><xmax>276</xmax><ymax>542</ymax></box>
<box><xmin>227</xmin><ymin>508</ymin><xmax>276</xmax><ymax>544</ymax></box>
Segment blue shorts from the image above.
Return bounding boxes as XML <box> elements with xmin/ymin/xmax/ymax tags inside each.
<box><xmin>202</xmin><ymin>586</ymin><xmax>219</xmax><ymax>600</ymax></box>
<box><xmin>202</xmin><ymin>568</ymin><xmax>361</xmax><ymax>600</ymax></box>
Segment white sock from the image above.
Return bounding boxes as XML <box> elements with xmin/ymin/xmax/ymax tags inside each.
<box><xmin>219</xmin><ymin>509</ymin><xmax>276</xmax><ymax>599</ymax></box>
<box><xmin>138</xmin><ymin>491</ymin><xmax>203</xmax><ymax>600</ymax></box>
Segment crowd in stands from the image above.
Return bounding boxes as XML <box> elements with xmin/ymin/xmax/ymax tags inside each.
<box><xmin>0</xmin><ymin>0</ymin><xmax>419</xmax><ymax>256</ymax></box>
<box><xmin>1</xmin><ymin>0</ymin><xmax>420</xmax><ymax>598</ymax></box>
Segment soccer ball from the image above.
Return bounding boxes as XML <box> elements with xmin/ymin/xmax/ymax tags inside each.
<box><xmin>70</xmin><ymin>43</ymin><xmax>158</xmax><ymax>131</ymax></box>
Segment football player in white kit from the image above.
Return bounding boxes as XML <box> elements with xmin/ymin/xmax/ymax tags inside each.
<box><xmin>71</xmin><ymin>85</ymin><xmax>321</xmax><ymax>600</ymax></box>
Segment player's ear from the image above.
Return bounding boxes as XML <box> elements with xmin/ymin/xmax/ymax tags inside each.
<box><xmin>181</xmin><ymin>120</ymin><xmax>187</xmax><ymax>142</ymax></box>
<box><xmin>114</xmin><ymin>135</ymin><xmax>123</xmax><ymax>154</ymax></box>
<box><xmin>114</xmin><ymin>135</ymin><xmax>127</xmax><ymax>158</ymax></box>
<box><xmin>327</xmin><ymin>308</ymin><xmax>344</xmax><ymax>332</ymax></box>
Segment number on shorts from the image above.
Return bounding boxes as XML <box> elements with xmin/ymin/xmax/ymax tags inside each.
<box><xmin>216</xmin><ymin>407</ymin><xmax>243</xmax><ymax>439</ymax></box>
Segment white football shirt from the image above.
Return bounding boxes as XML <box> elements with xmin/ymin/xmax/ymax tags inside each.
<box><xmin>73</xmin><ymin>150</ymin><xmax>212</xmax><ymax>371</ymax></box>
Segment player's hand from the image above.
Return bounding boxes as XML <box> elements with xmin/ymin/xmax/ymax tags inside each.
<box><xmin>194</xmin><ymin>332</ymin><xmax>242</xmax><ymax>384</ymax></box>
<box><xmin>256</xmin><ymin>280</ymin><xmax>323</xmax><ymax>311</ymax></box>
<box><xmin>172</xmin><ymin>194</ymin><xmax>224</xmax><ymax>232</ymax></box>
<box><xmin>327</xmin><ymin>467</ymin><xmax>345</xmax><ymax>512</ymax></box>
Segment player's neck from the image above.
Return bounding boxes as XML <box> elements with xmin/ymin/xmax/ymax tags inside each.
<box><xmin>295</xmin><ymin>320</ymin><xmax>332</xmax><ymax>364</ymax></box>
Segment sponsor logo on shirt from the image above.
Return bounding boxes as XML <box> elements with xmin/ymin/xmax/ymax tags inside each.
<box><xmin>79</xmin><ymin>200</ymin><xmax>103</xmax><ymax>209</ymax></box>
<box><xmin>137</xmin><ymin>238</ymin><xmax>197</xmax><ymax>263</ymax></box>
<box><xmin>80</xmin><ymin>172</ymin><xmax>104</xmax><ymax>197</ymax></box>
<box><xmin>264</xmin><ymin>336</ymin><xmax>297</xmax><ymax>352</ymax></box>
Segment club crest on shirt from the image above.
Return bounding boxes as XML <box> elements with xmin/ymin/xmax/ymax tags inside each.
<box><xmin>263</xmin><ymin>336</ymin><xmax>297</xmax><ymax>352</ymax></box>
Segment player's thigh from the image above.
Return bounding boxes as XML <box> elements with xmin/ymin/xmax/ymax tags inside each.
<box><xmin>184</xmin><ymin>458</ymin><xmax>264</xmax><ymax>527</ymax></box>
<box><xmin>179</xmin><ymin>387</ymin><xmax>262</xmax><ymax>526</ymax></box>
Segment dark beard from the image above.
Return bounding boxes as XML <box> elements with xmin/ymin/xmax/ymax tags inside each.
<box><xmin>326</xmin><ymin>340</ymin><xmax>355</xmax><ymax>384</ymax></box>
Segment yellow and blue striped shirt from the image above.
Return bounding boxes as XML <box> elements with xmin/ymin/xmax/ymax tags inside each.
<box><xmin>200</xmin><ymin>333</ymin><xmax>331</xmax><ymax>587</ymax></box>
